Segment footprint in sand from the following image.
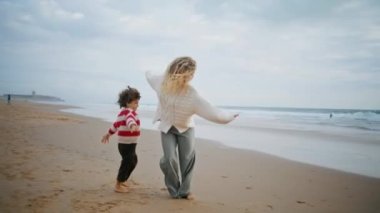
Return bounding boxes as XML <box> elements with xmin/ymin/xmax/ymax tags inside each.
<box><xmin>130</xmin><ymin>180</ymin><xmax>140</xmax><ymax>186</ymax></box>
<box><xmin>296</xmin><ymin>200</ymin><xmax>314</xmax><ymax>207</ymax></box>
<box><xmin>73</xmin><ymin>199</ymin><xmax>122</xmax><ymax>212</ymax></box>
<box><xmin>20</xmin><ymin>170</ymin><xmax>35</xmax><ymax>180</ymax></box>
<box><xmin>27</xmin><ymin>189</ymin><xmax>64</xmax><ymax>210</ymax></box>
<box><xmin>11</xmin><ymin>149</ymin><xmax>21</xmax><ymax>155</ymax></box>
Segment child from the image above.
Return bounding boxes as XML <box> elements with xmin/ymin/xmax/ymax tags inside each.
<box><xmin>101</xmin><ymin>86</ymin><xmax>141</xmax><ymax>193</ymax></box>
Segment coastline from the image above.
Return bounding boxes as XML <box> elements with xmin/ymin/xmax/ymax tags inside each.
<box><xmin>61</xmin><ymin>102</ymin><xmax>380</xmax><ymax>178</ymax></box>
<box><xmin>0</xmin><ymin>101</ymin><xmax>379</xmax><ymax>212</ymax></box>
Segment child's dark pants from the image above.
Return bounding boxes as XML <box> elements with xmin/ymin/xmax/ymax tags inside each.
<box><xmin>117</xmin><ymin>143</ymin><xmax>138</xmax><ymax>182</ymax></box>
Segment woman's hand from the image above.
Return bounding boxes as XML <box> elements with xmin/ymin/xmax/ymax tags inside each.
<box><xmin>101</xmin><ymin>133</ymin><xmax>111</xmax><ymax>144</ymax></box>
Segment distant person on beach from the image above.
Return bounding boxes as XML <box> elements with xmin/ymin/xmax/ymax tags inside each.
<box><xmin>7</xmin><ymin>94</ymin><xmax>11</xmax><ymax>104</ymax></box>
<box><xmin>330</xmin><ymin>113</ymin><xmax>333</xmax><ymax>119</ymax></box>
<box><xmin>101</xmin><ymin>86</ymin><xmax>141</xmax><ymax>193</ymax></box>
<box><xmin>146</xmin><ymin>56</ymin><xmax>238</xmax><ymax>200</ymax></box>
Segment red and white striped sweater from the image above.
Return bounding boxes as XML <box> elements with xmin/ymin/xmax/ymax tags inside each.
<box><xmin>108</xmin><ymin>108</ymin><xmax>140</xmax><ymax>144</ymax></box>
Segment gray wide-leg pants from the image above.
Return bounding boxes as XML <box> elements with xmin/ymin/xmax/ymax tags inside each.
<box><xmin>160</xmin><ymin>126</ymin><xmax>195</xmax><ymax>198</ymax></box>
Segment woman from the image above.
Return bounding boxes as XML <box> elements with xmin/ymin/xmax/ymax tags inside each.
<box><xmin>146</xmin><ymin>56</ymin><xmax>238</xmax><ymax>200</ymax></box>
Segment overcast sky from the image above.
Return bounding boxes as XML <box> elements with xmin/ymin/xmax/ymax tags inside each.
<box><xmin>0</xmin><ymin>0</ymin><xmax>379</xmax><ymax>109</ymax></box>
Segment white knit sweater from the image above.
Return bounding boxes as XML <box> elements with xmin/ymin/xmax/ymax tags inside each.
<box><xmin>146</xmin><ymin>71</ymin><xmax>235</xmax><ymax>133</ymax></box>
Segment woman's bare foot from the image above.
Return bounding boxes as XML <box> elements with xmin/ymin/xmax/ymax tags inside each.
<box><xmin>181</xmin><ymin>193</ymin><xmax>195</xmax><ymax>200</ymax></box>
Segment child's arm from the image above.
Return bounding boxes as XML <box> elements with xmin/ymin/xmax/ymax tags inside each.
<box><xmin>194</xmin><ymin>93</ymin><xmax>238</xmax><ymax>124</ymax></box>
<box><xmin>126</xmin><ymin>115</ymin><xmax>140</xmax><ymax>132</ymax></box>
<box><xmin>101</xmin><ymin>112</ymin><xmax>124</xmax><ymax>144</ymax></box>
<box><xmin>101</xmin><ymin>128</ymin><xmax>115</xmax><ymax>144</ymax></box>
<box><xmin>101</xmin><ymin>133</ymin><xmax>111</xmax><ymax>144</ymax></box>
<box><xmin>130</xmin><ymin>124</ymin><xmax>140</xmax><ymax>132</ymax></box>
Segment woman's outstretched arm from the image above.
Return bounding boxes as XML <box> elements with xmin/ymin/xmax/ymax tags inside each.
<box><xmin>145</xmin><ymin>71</ymin><xmax>163</xmax><ymax>92</ymax></box>
<box><xmin>194</xmin><ymin>92</ymin><xmax>238</xmax><ymax>124</ymax></box>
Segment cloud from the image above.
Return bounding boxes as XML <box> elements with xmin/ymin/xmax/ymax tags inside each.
<box><xmin>0</xmin><ymin>0</ymin><xmax>379</xmax><ymax>108</ymax></box>
<box><xmin>39</xmin><ymin>0</ymin><xmax>84</xmax><ymax>20</ymax></box>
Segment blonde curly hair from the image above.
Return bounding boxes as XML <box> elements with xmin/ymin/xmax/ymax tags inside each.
<box><xmin>161</xmin><ymin>56</ymin><xmax>197</xmax><ymax>94</ymax></box>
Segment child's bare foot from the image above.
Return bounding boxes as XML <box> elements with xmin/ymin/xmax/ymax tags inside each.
<box><xmin>120</xmin><ymin>181</ymin><xmax>128</xmax><ymax>187</ymax></box>
<box><xmin>114</xmin><ymin>182</ymin><xmax>128</xmax><ymax>193</ymax></box>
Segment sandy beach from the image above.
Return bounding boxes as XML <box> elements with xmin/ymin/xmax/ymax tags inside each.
<box><xmin>0</xmin><ymin>101</ymin><xmax>379</xmax><ymax>213</ymax></box>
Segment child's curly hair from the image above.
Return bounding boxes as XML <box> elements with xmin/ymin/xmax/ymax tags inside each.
<box><xmin>117</xmin><ymin>86</ymin><xmax>141</xmax><ymax>108</ymax></box>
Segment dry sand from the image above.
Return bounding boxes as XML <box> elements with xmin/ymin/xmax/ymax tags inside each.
<box><xmin>0</xmin><ymin>101</ymin><xmax>379</xmax><ymax>213</ymax></box>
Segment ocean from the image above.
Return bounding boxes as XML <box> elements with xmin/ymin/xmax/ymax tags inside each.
<box><xmin>44</xmin><ymin>101</ymin><xmax>380</xmax><ymax>179</ymax></box>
